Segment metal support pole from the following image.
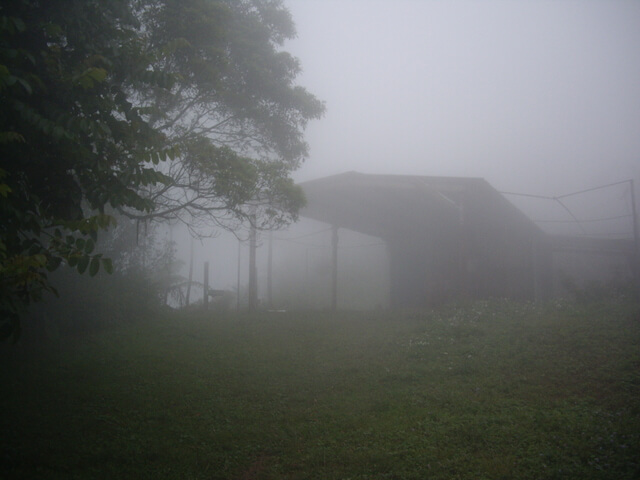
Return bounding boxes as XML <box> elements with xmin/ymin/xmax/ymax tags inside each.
<box><xmin>185</xmin><ymin>238</ymin><xmax>194</xmax><ymax>307</ymax></box>
<box><xmin>457</xmin><ymin>195</ymin><xmax>467</xmax><ymax>297</ymax></box>
<box><xmin>630</xmin><ymin>179</ymin><xmax>640</xmax><ymax>299</ymax></box>
<box><xmin>248</xmin><ymin>220</ymin><xmax>258</xmax><ymax>311</ymax></box>
<box><xmin>203</xmin><ymin>261</ymin><xmax>209</xmax><ymax>311</ymax></box>
<box><xmin>331</xmin><ymin>225</ymin><xmax>339</xmax><ymax>312</ymax></box>
<box><xmin>236</xmin><ymin>240</ymin><xmax>241</xmax><ymax>311</ymax></box>
<box><xmin>531</xmin><ymin>237</ymin><xmax>541</xmax><ymax>301</ymax></box>
<box><xmin>267</xmin><ymin>232</ymin><xmax>273</xmax><ymax>309</ymax></box>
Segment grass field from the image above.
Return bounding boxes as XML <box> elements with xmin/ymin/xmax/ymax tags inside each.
<box><xmin>1</xmin><ymin>299</ymin><xmax>640</xmax><ymax>479</ymax></box>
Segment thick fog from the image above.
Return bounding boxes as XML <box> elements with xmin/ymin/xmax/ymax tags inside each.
<box><xmin>173</xmin><ymin>0</ymin><xmax>640</xmax><ymax>306</ymax></box>
<box><xmin>288</xmin><ymin>0</ymin><xmax>640</xmax><ymax>192</ymax></box>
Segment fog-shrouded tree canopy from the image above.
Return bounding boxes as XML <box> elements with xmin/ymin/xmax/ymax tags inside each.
<box><xmin>0</xmin><ymin>0</ymin><xmax>324</xmax><ymax>339</ymax></box>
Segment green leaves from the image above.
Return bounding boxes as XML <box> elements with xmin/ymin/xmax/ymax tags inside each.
<box><xmin>12</xmin><ymin>101</ymin><xmax>73</xmax><ymax>140</ymax></box>
<box><xmin>89</xmin><ymin>257</ymin><xmax>100</xmax><ymax>277</ymax></box>
<box><xmin>47</xmin><ymin>214</ymin><xmax>116</xmax><ymax>278</ymax></box>
<box><xmin>46</xmin><ymin>255</ymin><xmax>62</xmax><ymax>272</ymax></box>
<box><xmin>139</xmin><ymin>145</ymin><xmax>181</xmax><ymax>165</ymax></box>
<box><xmin>137</xmin><ymin>69</ymin><xmax>177</xmax><ymax>89</ymax></box>
<box><xmin>61</xmin><ymin>214</ymin><xmax>117</xmax><ymax>236</ymax></box>
<box><xmin>0</xmin><ymin>15</ymin><xmax>26</xmax><ymax>35</ymax></box>
<box><xmin>0</xmin><ymin>0</ymin><xmax>324</xmax><ymax>341</ymax></box>
<box><xmin>0</xmin><ymin>181</ymin><xmax>11</xmax><ymax>198</ymax></box>
<box><xmin>73</xmin><ymin>67</ymin><xmax>108</xmax><ymax>90</ymax></box>
<box><xmin>77</xmin><ymin>255</ymin><xmax>89</xmax><ymax>274</ymax></box>
<box><xmin>101</xmin><ymin>257</ymin><xmax>113</xmax><ymax>274</ymax></box>
<box><xmin>84</xmin><ymin>238</ymin><xmax>95</xmax><ymax>255</ymax></box>
<box><xmin>0</xmin><ymin>1</ymin><xmax>134</xmax><ymax>339</ymax></box>
<box><xmin>58</xmin><ymin>249</ymin><xmax>108</xmax><ymax>277</ymax></box>
<box><xmin>0</xmin><ymin>131</ymin><xmax>25</xmax><ymax>144</ymax></box>
<box><xmin>64</xmin><ymin>250</ymin><xmax>108</xmax><ymax>277</ymax></box>
<box><xmin>0</xmin><ymin>70</ymin><xmax>32</xmax><ymax>94</ymax></box>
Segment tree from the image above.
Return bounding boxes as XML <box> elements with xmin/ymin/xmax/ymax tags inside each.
<box><xmin>0</xmin><ymin>0</ymin><xmax>324</xmax><ymax>339</ymax></box>
<box><xmin>129</xmin><ymin>0</ymin><xmax>323</xmax><ymax>233</ymax></box>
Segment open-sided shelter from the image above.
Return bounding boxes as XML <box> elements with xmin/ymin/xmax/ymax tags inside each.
<box><xmin>299</xmin><ymin>172</ymin><xmax>553</xmax><ymax>307</ymax></box>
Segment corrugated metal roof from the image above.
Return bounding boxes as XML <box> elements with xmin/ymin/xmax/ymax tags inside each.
<box><xmin>298</xmin><ymin>171</ymin><xmax>541</xmax><ymax>238</ymax></box>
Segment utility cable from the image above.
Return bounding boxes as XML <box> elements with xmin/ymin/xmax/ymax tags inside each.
<box><xmin>552</xmin><ymin>197</ymin><xmax>586</xmax><ymax>234</ymax></box>
<box><xmin>499</xmin><ymin>191</ymin><xmax>553</xmax><ymax>200</ymax></box>
<box><xmin>272</xmin><ymin>226</ymin><xmax>334</xmax><ymax>242</ymax></box>
<box><xmin>535</xmin><ymin>214</ymin><xmax>632</xmax><ymax>223</ymax></box>
<box><xmin>555</xmin><ymin>180</ymin><xmax>631</xmax><ymax>199</ymax></box>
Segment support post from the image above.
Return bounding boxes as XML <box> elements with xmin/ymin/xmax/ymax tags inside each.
<box><xmin>531</xmin><ymin>237</ymin><xmax>541</xmax><ymax>301</ymax></box>
<box><xmin>305</xmin><ymin>248</ymin><xmax>309</xmax><ymax>308</ymax></box>
<box><xmin>185</xmin><ymin>238</ymin><xmax>194</xmax><ymax>307</ymax></box>
<box><xmin>630</xmin><ymin>179</ymin><xmax>640</xmax><ymax>300</ymax></box>
<box><xmin>203</xmin><ymin>261</ymin><xmax>209</xmax><ymax>311</ymax></box>
<box><xmin>248</xmin><ymin>219</ymin><xmax>258</xmax><ymax>311</ymax></box>
<box><xmin>457</xmin><ymin>195</ymin><xmax>467</xmax><ymax>297</ymax></box>
<box><xmin>267</xmin><ymin>232</ymin><xmax>273</xmax><ymax>309</ymax></box>
<box><xmin>331</xmin><ymin>225</ymin><xmax>339</xmax><ymax>312</ymax></box>
<box><xmin>236</xmin><ymin>240</ymin><xmax>242</xmax><ymax>311</ymax></box>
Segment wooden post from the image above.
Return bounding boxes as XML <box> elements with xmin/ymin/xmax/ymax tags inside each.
<box><xmin>457</xmin><ymin>195</ymin><xmax>467</xmax><ymax>297</ymax></box>
<box><xmin>236</xmin><ymin>240</ymin><xmax>242</xmax><ymax>311</ymax></box>
<box><xmin>203</xmin><ymin>261</ymin><xmax>209</xmax><ymax>311</ymax></box>
<box><xmin>141</xmin><ymin>221</ymin><xmax>147</xmax><ymax>270</ymax></box>
<box><xmin>185</xmin><ymin>238</ymin><xmax>194</xmax><ymax>307</ymax></box>
<box><xmin>248</xmin><ymin>220</ymin><xmax>258</xmax><ymax>311</ymax></box>
<box><xmin>531</xmin><ymin>237</ymin><xmax>541</xmax><ymax>301</ymax></box>
<box><xmin>630</xmin><ymin>179</ymin><xmax>640</xmax><ymax>299</ymax></box>
<box><xmin>267</xmin><ymin>232</ymin><xmax>273</xmax><ymax>309</ymax></box>
<box><xmin>331</xmin><ymin>225</ymin><xmax>339</xmax><ymax>312</ymax></box>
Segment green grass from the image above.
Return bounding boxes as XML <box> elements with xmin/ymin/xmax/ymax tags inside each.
<box><xmin>2</xmin><ymin>299</ymin><xmax>640</xmax><ymax>479</ymax></box>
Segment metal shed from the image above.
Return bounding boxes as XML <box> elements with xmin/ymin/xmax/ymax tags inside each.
<box><xmin>299</xmin><ymin>172</ymin><xmax>553</xmax><ymax>307</ymax></box>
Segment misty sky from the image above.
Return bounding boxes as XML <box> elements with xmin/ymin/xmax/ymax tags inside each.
<box><xmin>285</xmin><ymin>0</ymin><xmax>640</xmax><ymax>196</ymax></box>
<box><xmin>178</xmin><ymin>0</ymin><xmax>640</xmax><ymax>292</ymax></box>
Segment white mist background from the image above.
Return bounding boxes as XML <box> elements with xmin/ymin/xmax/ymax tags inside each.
<box><xmin>168</xmin><ymin>0</ymin><xmax>640</xmax><ymax>302</ymax></box>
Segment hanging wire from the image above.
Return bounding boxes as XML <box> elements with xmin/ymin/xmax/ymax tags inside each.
<box><xmin>273</xmin><ymin>236</ymin><xmax>386</xmax><ymax>250</ymax></box>
<box><xmin>498</xmin><ymin>191</ymin><xmax>552</xmax><ymax>199</ymax></box>
<box><xmin>338</xmin><ymin>241</ymin><xmax>386</xmax><ymax>249</ymax></box>
<box><xmin>272</xmin><ymin>226</ymin><xmax>334</xmax><ymax>242</ymax></box>
<box><xmin>500</xmin><ymin>180</ymin><xmax>631</xmax><ymax>201</ymax></box>
<box><xmin>536</xmin><ymin>214</ymin><xmax>632</xmax><ymax>223</ymax></box>
<box><xmin>577</xmin><ymin>231</ymin><xmax>634</xmax><ymax>238</ymax></box>
<box><xmin>552</xmin><ymin>197</ymin><xmax>586</xmax><ymax>234</ymax></box>
<box><xmin>273</xmin><ymin>237</ymin><xmax>330</xmax><ymax>248</ymax></box>
<box><xmin>554</xmin><ymin>180</ymin><xmax>631</xmax><ymax>199</ymax></box>
<box><xmin>501</xmin><ymin>179</ymin><xmax>635</xmax><ymax>239</ymax></box>
<box><xmin>271</xmin><ymin>223</ymin><xmax>387</xmax><ymax>251</ymax></box>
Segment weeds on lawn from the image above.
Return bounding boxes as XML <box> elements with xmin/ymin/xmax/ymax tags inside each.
<box><xmin>1</xmin><ymin>298</ymin><xmax>639</xmax><ymax>479</ymax></box>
